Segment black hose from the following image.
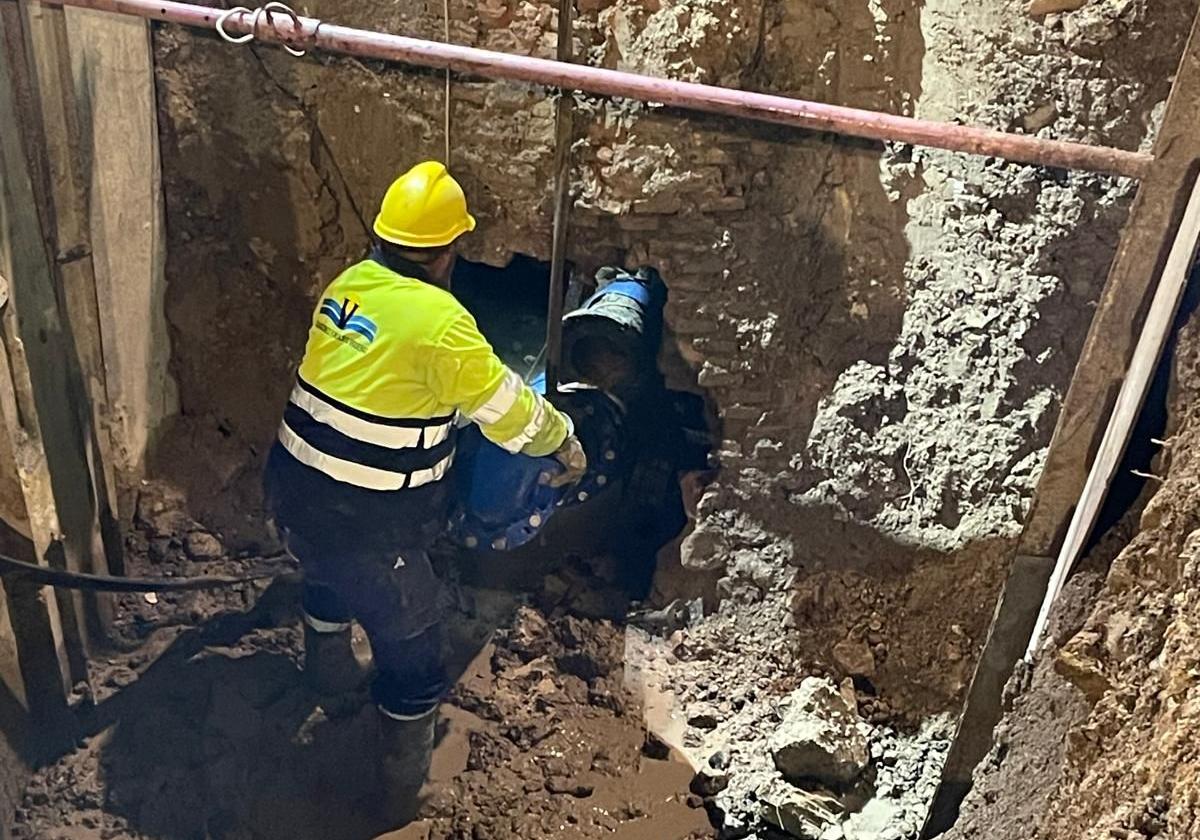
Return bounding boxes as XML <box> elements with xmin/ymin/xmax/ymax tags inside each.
<box><xmin>0</xmin><ymin>552</ymin><xmax>295</xmax><ymax>593</ymax></box>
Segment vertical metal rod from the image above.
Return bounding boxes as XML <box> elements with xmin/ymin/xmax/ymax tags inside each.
<box><xmin>543</xmin><ymin>0</ymin><xmax>574</xmax><ymax>397</ymax></box>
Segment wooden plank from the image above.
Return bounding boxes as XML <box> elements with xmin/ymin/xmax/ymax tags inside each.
<box><xmin>0</xmin><ymin>0</ymin><xmax>114</xmax><ymax>679</ymax></box>
<box><xmin>1028</xmin><ymin>172</ymin><xmax>1200</xmax><ymax>655</ymax></box>
<box><xmin>60</xmin><ymin>6</ymin><xmax>172</xmax><ymax>490</ymax></box>
<box><xmin>22</xmin><ymin>0</ymin><xmax>124</xmax><ymax>582</ymax></box>
<box><xmin>923</xmin><ymin>12</ymin><xmax>1200</xmax><ymax>835</ymax></box>
<box><xmin>0</xmin><ymin>59</ymin><xmax>75</xmax><ymax>718</ymax></box>
<box><xmin>5</xmin><ymin>0</ymin><xmax>123</xmax><ymax>652</ymax></box>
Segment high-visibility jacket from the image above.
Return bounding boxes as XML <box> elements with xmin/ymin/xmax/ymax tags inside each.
<box><xmin>276</xmin><ymin>255</ymin><xmax>572</xmax><ymax>499</ymax></box>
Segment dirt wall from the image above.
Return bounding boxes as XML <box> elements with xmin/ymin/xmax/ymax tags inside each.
<box><xmin>945</xmin><ymin>278</ymin><xmax>1200</xmax><ymax>840</ymax></box>
<box><xmin>150</xmin><ymin>0</ymin><xmax>1190</xmax><ymax>720</ymax></box>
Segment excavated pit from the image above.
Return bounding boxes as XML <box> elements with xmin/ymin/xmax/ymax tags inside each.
<box><xmin>9</xmin><ymin>0</ymin><xmax>1200</xmax><ymax>839</ymax></box>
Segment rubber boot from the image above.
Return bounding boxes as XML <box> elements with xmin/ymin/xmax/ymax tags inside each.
<box><xmin>303</xmin><ymin>621</ymin><xmax>372</xmax><ymax>696</ymax></box>
<box><xmin>378</xmin><ymin>707</ymin><xmax>436</xmax><ymax>826</ymax></box>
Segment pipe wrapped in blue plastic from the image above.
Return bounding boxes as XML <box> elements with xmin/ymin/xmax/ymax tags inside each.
<box><xmin>560</xmin><ymin>267</ymin><xmax>667</xmax><ymax>394</ymax></box>
<box><xmin>449</xmin><ymin>377</ymin><xmax>626</xmax><ymax>551</ymax></box>
<box><xmin>449</xmin><ymin>266</ymin><xmax>666</xmax><ymax>553</ymax></box>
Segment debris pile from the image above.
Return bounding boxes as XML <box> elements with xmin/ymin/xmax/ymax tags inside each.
<box><xmin>685</xmin><ymin>676</ymin><xmax>950</xmax><ymax>840</ymax></box>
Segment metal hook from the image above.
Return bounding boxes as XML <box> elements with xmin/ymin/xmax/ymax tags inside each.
<box><xmin>260</xmin><ymin>2</ymin><xmax>307</xmax><ymax>56</ymax></box>
<box><xmin>215</xmin><ymin>5</ymin><xmax>254</xmax><ymax>44</ymax></box>
<box><xmin>215</xmin><ymin>3</ymin><xmax>306</xmax><ymax>57</ymax></box>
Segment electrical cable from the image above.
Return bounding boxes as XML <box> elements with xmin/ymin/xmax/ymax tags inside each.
<box><xmin>0</xmin><ymin>552</ymin><xmax>295</xmax><ymax>593</ymax></box>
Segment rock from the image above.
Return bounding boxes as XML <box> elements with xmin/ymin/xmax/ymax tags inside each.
<box><xmin>1055</xmin><ymin>636</ymin><xmax>1113</xmax><ymax>701</ymax></box>
<box><xmin>545</xmin><ymin>777</ymin><xmax>594</xmax><ymax>797</ymax></box>
<box><xmin>1022</xmin><ymin>102</ymin><xmax>1059</xmax><ymax>133</ymax></box>
<box><xmin>185</xmin><ymin>531</ymin><xmax>224</xmax><ymax>560</ymax></box>
<box><xmin>587</xmin><ymin>679</ymin><xmax>626</xmax><ymax>714</ymax></box>
<box><xmin>641</xmin><ymin>731</ymin><xmax>671</xmax><ymax>760</ymax></box>
<box><xmin>687</xmin><ymin>703</ymin><xmax>721</xmax><ymax>730</ymax></box>
<box><xmin>843</xmin><ymin>797</ymin><xmax>902</xmax><ymax>836</ymax></box>
<box><xmin>691</xmin><ymin>754</ymin><xmax>730</xmax><ymax>797</ymax></box>
<box><xmin>690</xmin><ymin>766</ymin><xmax>729</xmax><ymax>797</ymax></box>
<box><xmin>759</xmin><ymin>778</ymin><xmax>842</xmax><ymax>839</ymax></box>
<box><xmin>679</xmin><ymin>523</ymin><xmax>729</xmax><ymax>571</ymax></box>
<box><xmin>1026</xmin><ymin>0</ymin><xmax>1086</xmax><ymax>14</ymax></box>
<box><xmin>135</xmin><ymin>482</ymin><xmax>196</xmax><ymax>537</ymax></box>
<box><xmin>770</xmin><ymin>678</ymin><xmax>869</xmax><ymax>788</ymax></box>
<box><xmin>832</xmin><ymin>637</ymin><xmax>876</xmax><ymax>677</ymax></box>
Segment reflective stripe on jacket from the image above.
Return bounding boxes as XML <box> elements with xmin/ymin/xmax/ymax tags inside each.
<box><xmin>280</xmin><ymin>256</ymin><xmax>571</xmax><ymax>492</ymax></box>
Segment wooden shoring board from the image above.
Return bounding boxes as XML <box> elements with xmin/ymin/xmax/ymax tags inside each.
<box><xmin>6</xmin><ymin>0</ymin><xmax>123</xmax><ymax>651</ymax></box>
<box><xmin>23</xmin><ymin>0</ymin><xmax>126</xmax><ymax>618</ymax></box>
<box><xmin>60</xmin><ymin>5</ymin><xmax>170</xmax><ymax>488</ymax></box>
<box><xmin>0</xmin><ymin>48</ymin><xmax>75</xmax><ymax>718</ymax></box>
<box><xmin>22</xmin><ymin>0</ymin><xmax>123</xmax><ymax>548</ymax></box>
<box><xmin>1029</xmin><ymin>171</ymin><xmax>1200</xmax><ymax>655</ymax></box>
<box><xmin>923</xmin><ymin>10</ymin><xmax>1200</xmax><ymax>836</ymax></box>
<box><xmin>0</xmin><ymin>0</ymin><xmax>115</xmax><ymax>684</ymax></box>
<box><xmin>0</xmin><ymin>274</ymin><xmax>73</xmax><ymax>725</ymax></box>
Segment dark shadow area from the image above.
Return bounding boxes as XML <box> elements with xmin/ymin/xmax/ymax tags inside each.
<box><xmin>1083</xmin><ymin>260</ymin><xmax>1200</xmax><ymax>554</ymax></box>
<box><xmin>452</xmin><ymin>254</ymin><xmax>561</xmax><ymax>375</ymax></box>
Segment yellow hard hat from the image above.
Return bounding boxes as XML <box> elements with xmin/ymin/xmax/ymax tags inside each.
<box><xmin>373</xmin><ymin>161</ymin><xmax>477</xmax><ymax>248</ymax></box>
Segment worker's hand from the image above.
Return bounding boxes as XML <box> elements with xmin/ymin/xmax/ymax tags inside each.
<box><xmin>548</xmin><ymin>435</ymin><xmax>588</xmax><ymax>488</ymax></box>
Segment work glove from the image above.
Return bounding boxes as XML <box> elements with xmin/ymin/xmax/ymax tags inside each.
<box><xmin>548</xmin><ymin>434</ymin><xmax>588</xmax><ymax>488</ymax></box>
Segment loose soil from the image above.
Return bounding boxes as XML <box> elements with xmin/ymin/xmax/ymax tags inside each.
<box><xmin>945</xmin><ymin>298</ymin><xmax>1200</xmax><ymax>839</ymax></box>
<box><xmin>10</xmin><ymin>484</ymin><xmax>712</xmax><ymax>840</ymax></box>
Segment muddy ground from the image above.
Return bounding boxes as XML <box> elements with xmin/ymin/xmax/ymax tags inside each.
<box><xmin>11</xmin><ymin>477</ymin><xmax>956</xmax><ymax>840</ymax></box>
<box><xmin>10</xmin><ymin>484</ymin><xmax>711</xmax><ymax>840</ymax></box>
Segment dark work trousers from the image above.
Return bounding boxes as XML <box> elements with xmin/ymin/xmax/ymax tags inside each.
<box><xmin>265</xmin><ymin>442</ymin><xmax>451</xmax><ymax>719</ymax></box>
<box><xmin>285</xmin><ymin>529</ymin><xmax>447</xmax><ymax>718</ymax></box>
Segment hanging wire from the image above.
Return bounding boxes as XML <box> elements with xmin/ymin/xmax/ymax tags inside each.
<box><xmin>443</xmin><ymin>0</ymin><xmax>452</xmax><ymax>164</ymax></box>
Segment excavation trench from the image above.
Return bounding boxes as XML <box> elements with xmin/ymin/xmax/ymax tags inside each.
<box><xmin>5</xmin><ymin>0</ymin><xmax>1199</xmax><ymax>838</ymax></box>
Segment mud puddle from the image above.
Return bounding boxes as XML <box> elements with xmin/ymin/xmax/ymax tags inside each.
<box><xmin>408</xmin><ymin>610</ymin><xmax>713</xmax><ymax>839</ymax></box>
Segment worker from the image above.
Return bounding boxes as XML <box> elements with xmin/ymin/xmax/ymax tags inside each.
<box><xmin>263</xmin><ymin>160</ymin><xmax>587</xmax><ymax>819</ymax></box>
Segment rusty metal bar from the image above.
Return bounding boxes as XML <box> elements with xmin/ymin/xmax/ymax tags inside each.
<box><xmin>543</xmin><ymin>0</ymin><xmax>575</xmax><ymax>396</ymax></box>
<box><xmin>48</xmin><ymin>0</ymin><xmax>1152</xmax><ymax>178</ymax></box>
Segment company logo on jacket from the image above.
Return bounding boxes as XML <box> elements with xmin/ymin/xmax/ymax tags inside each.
<box><xmin>318</xmin><ymin>296</ymin><xmax>378</xmax><ymax>349</ymax></box>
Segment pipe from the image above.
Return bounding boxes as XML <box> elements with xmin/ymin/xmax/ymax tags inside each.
<box><xmin>561</xmin><ymin>267</ymin><xmax>666</xmax><ymax>393</ymax></box>
<box><xmin>50</xmin><ymin>0</ymin><xmax>1152</xmax><ymax>178</ymax></box>
<box><xmin>543</xmin><ymin>0</ymin><xmax>575</xmax><ymax>397</ymax></box>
